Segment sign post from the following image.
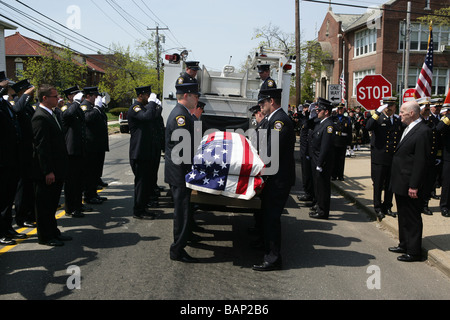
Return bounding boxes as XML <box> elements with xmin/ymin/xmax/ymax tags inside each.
<box><xmin>356</xmin><ymin>75</ymin><xmax>392</xmax><ymax>110</ymax></box>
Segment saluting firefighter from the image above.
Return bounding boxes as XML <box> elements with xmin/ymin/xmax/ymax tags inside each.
<box><xmin>252</xmin><ymin>88</ymin><xmax>295</xmax><ymax>271</ymax></box>
<box><xmin>331</xmin><ymin>103</ymin><xmax>352</xmax><ymax>181</ymax></box>
<box><xmin>176</xmin><ymin>61</ymin><xmax>201</xmax><ymax>86</ymax></box>
<box><xmin>365</xmin><ymin>96</ymin><xmax>403</xmax><ymax>221</ymax></box>
<box><xmin>60</xmin><ymin>86</ymin><xmax>87</xmax><ymax>218</ymax></box>
<box><xmin>436</xmin><ymin>100</ymin><xmax>450</xmax><ymax>218</ymax></box>
<box><xmin>309</xmin><ymin>98</ymin><xmax>335</xmax><ymax>220</ymax></box>
<box><xmin>128</xmin><ymin>85</ymin><xmax>162</xmax><ymax>220</ymax></box>
<box><xmin>165</xmin><ymin>82</ymin><xmax>200</xmax><ymax>263</ymax></box>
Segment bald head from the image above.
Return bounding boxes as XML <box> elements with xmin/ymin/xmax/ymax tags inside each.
<box><xmin>400</xmin><ymin>101</ymin><xmax>420</xmax><ymax>126</ymax></box>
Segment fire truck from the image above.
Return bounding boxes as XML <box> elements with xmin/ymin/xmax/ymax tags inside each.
<box><xmin>162</xmin><ymin>47</ymin><xmax>295</xmax><ymax>132</ymax></box>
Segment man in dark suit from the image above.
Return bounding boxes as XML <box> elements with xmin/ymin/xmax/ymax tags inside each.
<box><xmin>436</xmin><ymin>104</ymin><xmax>450</xmax><ymax>218</ymax></box>
<box><xmin>165</xmin><ymin>82</ymin><xmax>199</xmax><ymax>263</ymax></box>
<box><xmin>252</xmin><ymin>88</ymin><xmax>295</xmax><ymax>271</ymax></box>
<box><xmin>389</xmin><ymin>100</ymin><xmax>431</xmax><ymax>262</ymax></box>
<box><xmin>365</xmin><ymin>97</ymin><xmax>403</xmax><ymax>220</ymax></box>
<box><xmin>32</xmin><ymin>84</ymin><xmax>70</xmax><ymax>246</ymax></box>
<box><xmin>309</xmin><ymin>98</ymin><xmax>335</xmax><ymax>220</ymax></box>
<box><xmin>61</xmin><ymin>86</ymin><xmax>86</xmax><ymax>218</ymax></box>
<box><xmin>81</xmin><ymin>87</ymin><xmax>109</xmax><ymax>204</ymax></box>
<box><xmin>128</xmin><ymin>85</ymin><xmax>161</xmax><ymax>219</ymax></box>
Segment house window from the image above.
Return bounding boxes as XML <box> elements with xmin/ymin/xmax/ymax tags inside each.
<box><xmin>15</xmin><ymin>58</ymin><xmax>24</xmax><ymax>78</ymax></box>
<box><xmin>397</xmin><ymin>67</ymin><xmax>449</xmax><ymax>95</ymax></box>
<box><xmin>399</xmin><ymin>23</ymin><xmax>450</xmax><ymax>51</ymax></box>
<box><xmin>354</xmin><ymin>28</ymin><xmax>377</xmax><ymax>57</ymax></box>
<box><xmin>353</xmin><ymin>69</ymin><xmax>375</xmax><ymax>96</ymax></box>
<box><xmin>425</xmin><ymin>0</ymin><xmax>431</xmax><ymax>10</ymax></box>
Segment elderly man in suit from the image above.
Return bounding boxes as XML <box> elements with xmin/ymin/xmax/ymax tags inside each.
<box><xmin>389</xmin><ymin>100</ymin><xmax>432</xmax><ymax>262</ymax></box>
<box><xmin>32</xmin><ymin>84</ymin><xmax>70</xmax><ymax>246</ymax></box>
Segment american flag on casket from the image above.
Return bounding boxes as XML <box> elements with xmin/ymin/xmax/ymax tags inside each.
<box><xmin>185</xmin><ymin>131</ymin><xmax>265</xmax><ymax>200</ymax></box>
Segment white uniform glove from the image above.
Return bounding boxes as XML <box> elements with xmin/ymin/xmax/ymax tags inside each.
<box><xmin>95</xmin><ymin>96</ymin><xmax>103</xmax><ymax>108</ymax></box>
<box><xmin>316</xmin><ymin>166</ymin><xmax>323</xmax><ymax>172</ymax></box>
<box><xmin>376</xmin><ymin>104</ymin><xmax>388</xmax><ymax>113</ymax></box>
<box><xmin>156</xmin><ymin>99</ymin><xmax>161</xmax><ymax>106</ymax></box>
<box><xmin>73</xmin><ymin>92</ymin><xmax>84</xmax><ymax>103</ymax></box>
<box><xmin>149</xmin><ymin>93</ymin><xmax>157</xmax><ymax>103</ymax></box>
<box><xmin>102</xmin><ymin>96</ymin><xmax>108</xmax><ymax>106</ymax></box>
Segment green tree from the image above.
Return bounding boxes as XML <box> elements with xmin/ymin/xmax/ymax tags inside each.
<box><xmin>418</xmin><ymin>7</ymin><xmax>450</xmax><ymax>26</ymax></box>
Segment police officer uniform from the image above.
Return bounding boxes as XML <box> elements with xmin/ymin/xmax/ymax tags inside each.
<box><xmin>257</xmin><ymin>64</ymin><xmax>277</xmax><ymax>101</ymax></box>
<box><xmin>332</xmin><ymin>104</ymin><xmax>352</xmax><ymax>180</ymax></box>
<box><xmin>10</xmin><ymin>80</ymin><xmax>37</xmax><ymax>228</ymax></box>
<box><xmin>176</xmin><ymin>61</ymin><xmax>200</xmax><ymax>86</ymax></box>
<box><xmin>436</xmin><ymin>106</ymin><xmax>450</xmax><ymax>217</ymax></box>
<box><xmin>128</xmin><ymin>86</ymin><xmax>161</xmax><ymax>219</ymax></box>
<box><xmin>252</xmin><ymin>88</ymin><xmax>295</xmax><ymax>271</ymax></box>
<box><xmin>309</xmin><ymin>98</ymin><xmax>335</xmax><ymax>220</ymax></box>
<box><xmin>430</xmin><ymin>97</ymin><xmax>444</xmax><ymax>199</ymax></box>
<box><xmin>81</xmin><ymin>87</ymin><xmax>109</xmax><ymax>204</ymax></box>
<box><xmin>365</xmin><ymin>96</ymin><xmax>403</xmax><ymax>220</ymax></box>
<box><xmin>165</xmin><ymin>82</ymin><xmax>199</xmax><ymax>263</ymax></box>
<box><xmin>0</xmin><ymin>72</ymin><xmax>23</xmax><ymax>244</ymax></box>
<box><xmin>298</xmin><ymin>103</ymin><xmax>315</xmax><ymax>202</ymax></box>
<box><xmin>61</xmin><ymin>86</ymin><xmax>86</xmax><ymax>217</ymax></box>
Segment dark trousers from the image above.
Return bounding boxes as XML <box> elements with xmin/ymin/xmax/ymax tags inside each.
<box><xmin>313</xmin><ymin>163</ymin><xmax>331</xmax><ymax>217</ymax></box>
<box><xmin>300</xmin><ymin>154</ymin><xmax>314</xmax><ymax>198</ymax></box>
<box><xmin>395</xmin><ymin>194</ymin><xmax>423</xmax><ymax>256</ymax></box>
<box><xmin>0</xmin><ymin>168</ymin><xmax>19</xmax><ymax>237</ymax></box>
<box><xmin>14</xmin><ymin>176</ymin><xmax>35</xmax><ymax>225</ymax></box>
<box><xmin>422</xmin><ymin>162</ymin><xmax>437</xmax><ymax>206</ymax></box>
<box><xmin>440</xmin><ymin>160</ymin><xmax>450</xmax><ymax>210</ymax></box>
<box><xmin>65</xmin><ymin>155</ymin><xmax>84</xmax><ymax>213</ymax></box>
<box><xmin>130</xmin><ymin>159</ymin><xmax>152</xmax><ymax>216</ymax></box>
<box><xmin>261</xmin><ymin>182</ymin><xmax>291</xmax><ymax>264</ymax></box>
<box><xmin>84</xmin><ymin>151</ymin><xmax>105</xmax><ymax>199</ymax></box>
<box><xmin>34</xmin><ymin>179</ymin><xmax>63</xmax><ymax>242</ymax></box>
<box><xmin>149</xmin><ymin>151</ymin><xmax>161</xmax><ymax>199</ymax></box>
<box><xmin>371</xmin><ymin>162</ymin><xmax>393</xmax><ymax>211</ymax></box>
<box><xmin>332</xmin><ymin>145</ymin><xmax>347</xmax><ymax>179</ymax></box>
<box><xmin>169</xmin><ymin>184</ymin><xmax>192</xmax><ymax>259</ymax></box>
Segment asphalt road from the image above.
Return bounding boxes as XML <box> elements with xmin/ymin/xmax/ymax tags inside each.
<box><xmin>1</xmin><ymin>133</ymin><xmax>450</xmax><ymax>303</ymax></box>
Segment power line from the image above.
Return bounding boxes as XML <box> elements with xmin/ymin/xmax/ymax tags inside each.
<box><xmin>105</xmin><ymin>0</ymin><xmax>149</xmax><ymax>39</ymax></box>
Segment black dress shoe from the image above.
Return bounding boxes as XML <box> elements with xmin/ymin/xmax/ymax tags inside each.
<box><xmin>188</xmin><ymin>233</ymin><xmax>203</xmax><ymax>244</ymax></box>
<box><xmin>374</xmin><ymin>209</ymin><xmax>385</xmax><ymax>221</ymax></box>
<box><xmin>16</xmin><ymin>220</ymin><xmax>36</xmax><ymax>228</ymax></box>
<box><xmin>85</xmin><ymin>197</ymin><xmax>103</xmax><ymax>204</ymax></box>
<box><xmin>309</xmin><ymin>212</ymin><xmax>328</xmax><ymax>220</ymax></box>
<box><xmin>422</xmin><ymin>207</ymin><xmax>433</xmax><ymax>215</ymax></box>
<box><xmin>39</xmin><ymin>239</ymin><xmax>64</xmax><ymax>246</ymax></box>
<box><xmin>7</xmin><ymin>229</ymin><xmax>27</xmax><ymax>239</ymax></box>
<box><xmin>80</xmin><ymin>205</ymin><xmax>93</xmax><ymax>212</ymax></box>
<box><xmin>397</xmin><ymin>254</ymin><xmax>422</xmax><ymax>262</ymax></box>
<box><xmin>297</xmin><ymin>194</ymin><xmax>313</xmax><ymax>202</ymax></box>
<box><xmin>133</xmin><ymin>212</ymin><xmax>156</xmax><ymax>220</ymax></box>
<box><xmin>385</xmin><ymin>209</ymin><xmax>396</xmax><ymax>217</ymax></box>
<box><xmin>388</xmin><ymin>246</ymin><xmax>407</xmax><ymax>254</ymax></box>
<box><xmin>431</xmin><ymin>191</ymin><xmax>440</xmax><ymax>200</ymax></box>
<box><xmin>252</xmin><ymin>260</ymin><xmax>282</xmax><ymax>271</ymax></box>
<box><xmin>170</xmin><ymin>251</ymin><xmax>199</xmax><ymax>263</ymax></box>
<box><xmin>442</xmin><ymin>208</ymin><xmax>450</xmax><ymax>218</ymax></box>
<box><xmin>0</xmin><ymin>237</ymin><xmax>16</xmax><ymax>245</ymax></box>
<box><xmin>66</xmin><ymin>210</ymin><xmax>85</xmax><ymax>218</ymax></box>
<box><xmin>96</xmin><ymin>195</ymin><xmax>107</xmax><ymax>201</ymax></box>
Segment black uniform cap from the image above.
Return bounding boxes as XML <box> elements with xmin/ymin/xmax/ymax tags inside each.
<box><xmin>258</xmin><ymin>88</ymin><xmax>283</xmax><ymax>103</ymax></box>
<box><xmin>63</xmin><ymin>85</ymin><xmax>81</xmax><ymax>97</ymax></box>
<box><xmin>257</xmin><ymin>64</ymin><xmax>271</xmax><ymax>73</ymax></box>
<box><xmin>186</xmin><ymin>61</ymin><xmax>201</xmax><ymax>71</ymax></box>
<box><xmin>11</xmin><ymin>79</ymin><xmax>33</xmax><ymax>93</ymax></box>
<box><xmin>0</xmin><ymin>71</ymin><xmax>9</xmax><ymax>82</ymax></box>
<box><xmin>316</xmin><ymin>97</ymin><xmax>332</xmax><ymax>112</ymax></box>
<box><xmin>83</xmin><ymin>86</ymin><xmax>99</xmax><ymax>95</ymax></box>
<box><xmin>249</xmin><ymin>105</ymin><xmax>261</xmax><ymax>114</ymax></box>
<box><xmin>176</xmin><ymin>82</ymin><xmax>200</xmax><ymax>95</ymax></box>
<box><xmin>135</xmin><ymin>85</ymin><xmax>152</xmax><ymax>95</ymax></box>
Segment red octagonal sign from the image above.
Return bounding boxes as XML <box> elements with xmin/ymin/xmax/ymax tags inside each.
<box><xmin>356</xmin><ymin>75</ymin><xmax>392</xmax><ymax>110</ymax></box>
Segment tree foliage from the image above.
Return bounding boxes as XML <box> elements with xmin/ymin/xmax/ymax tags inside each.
<box><xmin>418</xmin><ymin>7</ymin><xmax>450</xmax><ymax>26</ymax></box>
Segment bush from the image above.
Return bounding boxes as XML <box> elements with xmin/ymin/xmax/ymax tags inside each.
<box><xmin>109</xmin><ymin>107</ymin><xmax>129</xmax><ymax>116</ymax></box>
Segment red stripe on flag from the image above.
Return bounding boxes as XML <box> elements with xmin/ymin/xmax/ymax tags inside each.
<box><xmin>236</xmin><ymin>134</ymin><xmax>253</xmax><ymax>195</ymax></box>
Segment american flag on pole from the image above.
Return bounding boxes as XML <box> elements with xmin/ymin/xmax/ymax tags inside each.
<box><xmin>414</xmin><ymin>23</ymin><xmax>434</xmax><ymax>99</ymax></box>
<box><xmin>339</xmin><ymin>70</ymin><xmax>346</xmax><ymax>104</ymax></box>
<box><xmin>186</xmin><ymin>131</ymin><xmax>265</xmax><ymax>200</ymax></box>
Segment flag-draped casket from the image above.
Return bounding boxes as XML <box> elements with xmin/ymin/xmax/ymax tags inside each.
<box><xmin>185</xmin><ymin>131</ymin><xmax>265</xmax><ymax>200</ymax></box>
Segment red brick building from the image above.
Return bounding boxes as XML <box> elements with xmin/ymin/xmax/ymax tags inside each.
<box><xmin>316</xmin><ymin>0</ymin><xmax>450</xmax><ymax>109</ymax></box>
<box><xmin>4</xmin><ymin>32</ymin><xmax>109</xmax><ymax>87</ymax></box>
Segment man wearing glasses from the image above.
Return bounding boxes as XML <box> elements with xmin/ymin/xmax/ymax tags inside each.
<box><xmin>32</xmin><ymin>84</ymin><xmax>71</xmax><ymax>246</ymax></box>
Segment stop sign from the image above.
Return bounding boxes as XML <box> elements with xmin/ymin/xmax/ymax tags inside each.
<box><xmin>403</xmin><ymin>88</ymin><xmax>416</xmax><ymax>104</ymax></box>
<box><xmin>356</xmin><ymin>75</ymin><xmax>392</xmax><ymax>110</ymax></box>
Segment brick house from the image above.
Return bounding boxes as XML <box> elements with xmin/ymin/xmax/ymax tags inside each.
<box><xmin>316</xmin><ymin>0</ymin><xmax>450</xmax><ymax>109</ymax></box>
<box><xmin>4</xmin><ymin>32</ymin><xmax>109</xmax><ymax>87</ymax></box>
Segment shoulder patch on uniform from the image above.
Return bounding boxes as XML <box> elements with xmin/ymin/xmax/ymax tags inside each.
<box><xmin>133</xmin><ymin>105</ymin><xmax>142</xmax><ymax>112</ymax></box>
<box><xmin>81</xmin><ymin>105</ymin><xmax>87</xmax><ymax>111</ymax></box>
<box><xmin>177</xmin><ymin>77</ymin><xmax>184</xmax><ymax>85</ymax></box>
<box><xmin>274</xmin><ymin>120</ymin><xmax>284</xmax><ymax>131</ymax></box>
<box><xmin>61</xmin><ymin>106</ymin><xmax>67</xmax><ymax>112</ymax></box>
<box><xmin>176</xmin><ymin>115</ymin><xmax>186</xmax><ymax>126</ymax></box>
<box><xmin>268</xmin><ymin>80</ymin><xmax>274</xmax><ymax>88</ymax></box>
<box><xmin>327</xmin><ymin>126</ymin><xmax>334</xmax><ymax>134</ymax></box>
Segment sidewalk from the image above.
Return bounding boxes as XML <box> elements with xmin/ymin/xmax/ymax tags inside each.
<box><xmin>331</xmin><ymin>146</ymin><xmax>450</xmax><ymax>277</ymax></box>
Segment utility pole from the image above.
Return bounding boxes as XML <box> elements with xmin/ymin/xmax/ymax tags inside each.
<box><xmin>148</xmin><ymin>25</ymin><xmax>169</xmax><ymax>95</ymax></box>
<box><xmin>404</xmin><ymin>1</ymin><xmax>411</xmax><ymax>91</ymax></box>
<box><xmin>295</xmin><ymin>0</ymin><xmax>301</xmax><ymax>106</ymax></box>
